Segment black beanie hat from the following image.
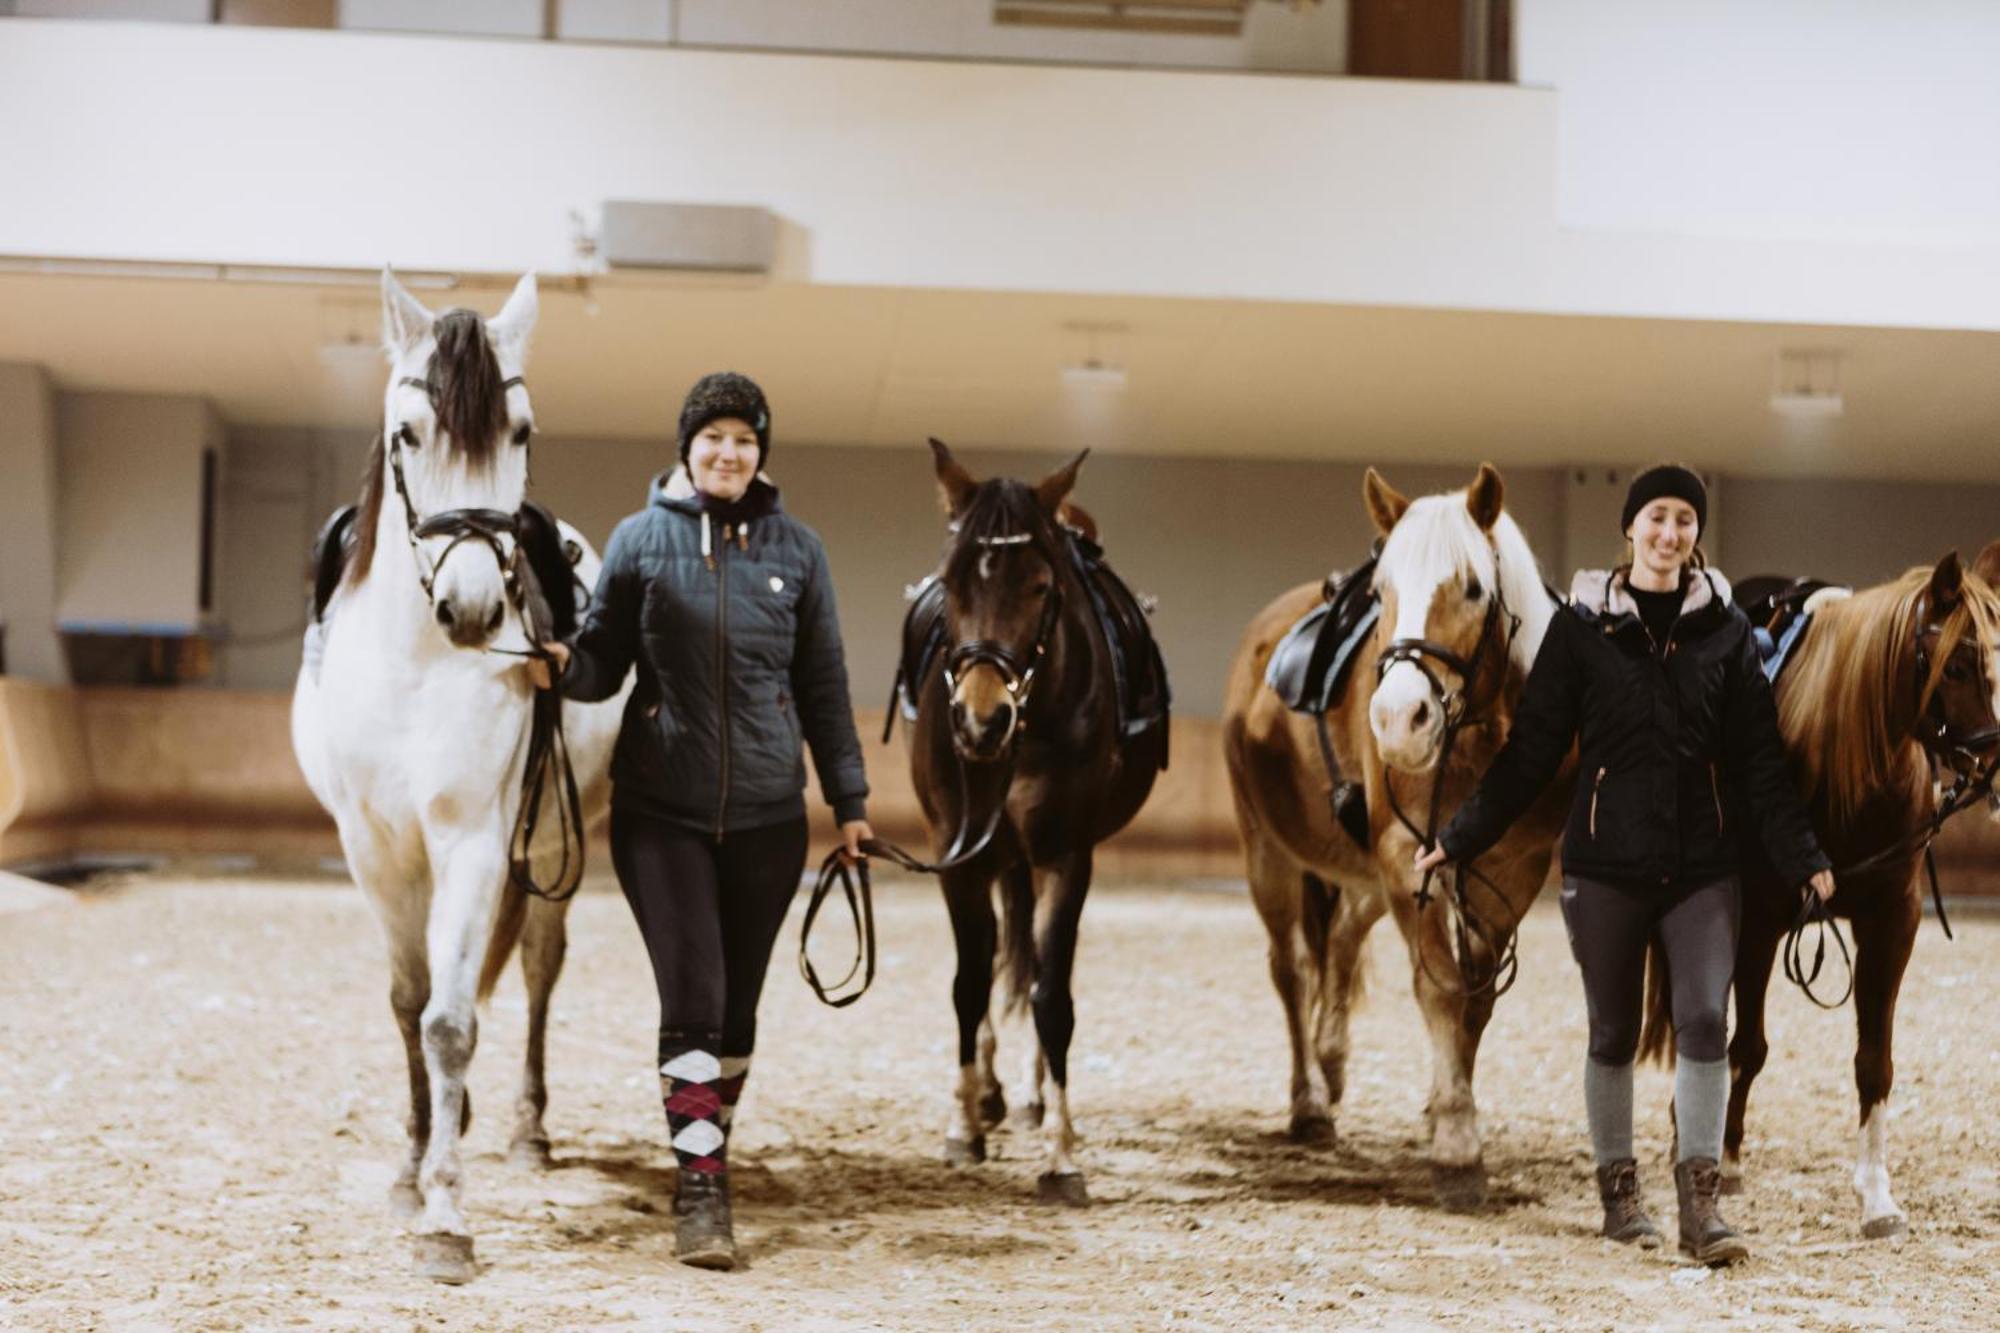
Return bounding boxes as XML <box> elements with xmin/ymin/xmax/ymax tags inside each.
<box><xmin>1621</xmin><ymin>464</ymin><xmax>1707</xmax><ymax>535</ymax></box>
<box><xmin>677</xmin><ymin>371</ymin><xmax>771</xmax><ymax>467</ymax></box>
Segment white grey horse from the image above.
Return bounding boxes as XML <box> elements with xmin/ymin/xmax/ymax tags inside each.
<box><xmin>292</xmin><ymin>271</ymin><xmax>627</xmax><ymax>1282</ymax></box>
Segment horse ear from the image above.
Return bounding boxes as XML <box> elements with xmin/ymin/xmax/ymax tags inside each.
<box><xmin>1363</xmin><ymin>467</ymin><xmax>1410</xmax><ymax>536</ymax></box>
<box><xmin>1972</xmin><ymin>539</ymin><xmax>2000</xmax><ymax>588</ymax></box>
<box><xmin>929</xmin><ymin>437</ymin><xmax>977</xmax><ymax>516</ymax></box>
<box><xmin>1929</xmin><ymin>550</ymin><xmax>1965</xmax><ymax>612</ymax></box>
<box><xmin>487</xmin><ymin>273</ymin><xmax>539</xmax><ymax>360</ymax></box>
<box><xmin>1034</xmin><ymin>449</ymin><xmax>1089</xmax><ymax>515</ymax></box>
<box><xmin>1466</xmin><ymin>462</ymin><xmax>1504</xmax><ymax>532</ymax></box>
<box><xmin>381</xmin><ymin>267</ymin><xmax>435</xmax><ymax>360</ymax></box>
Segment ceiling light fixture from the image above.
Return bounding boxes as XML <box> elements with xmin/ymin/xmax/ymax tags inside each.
<box><xmin>1060</xmin><ymin>319</ymin><xmax>1130</xmax><ymax>391</ymax></box>
<box><xmin>1771</xmin><ymin>348</ymin><xmax>1843</xmax><ymax>418</ymax></box>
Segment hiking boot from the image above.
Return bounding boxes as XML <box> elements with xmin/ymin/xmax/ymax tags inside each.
<box><xmin>1595</xmin><ymin>1158</ymin><xmax>1664</xmax><ymax>1248</ymax></box>
<box><xmin>1675</xmin><ymin>1156</ymin><xmax>1749</xmax><ymax>1265</ymax></box>
<box><xmin>673</xmin><ymin>1171</ymin><xmax>737</xmax><ymax>1271</ymax></box>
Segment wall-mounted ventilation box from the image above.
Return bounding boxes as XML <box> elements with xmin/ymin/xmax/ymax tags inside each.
<box><xmin>599</xmin><ymin>201</ymin><xmax>777</xmax><ymax>273</ymax></box>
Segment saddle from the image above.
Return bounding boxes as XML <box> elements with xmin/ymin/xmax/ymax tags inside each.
<box><xmin>1265</xmin><ymin>548</ymin><xmax>1382</xmax><ymax>716</ymax></box>
<box><xmin>886</xmin><ymin>529</ymin><xmax>1171</xmax><ymax>769</ymax></box>
<box><xmin>308</xmin><ymin>499</ymin><xmax>585</xmax><ymax>641</ymax></box>
<box><xmin>1737</xmin><ymin>575</ymin><xmax>1838</xmax><ymax>686</ymax></box>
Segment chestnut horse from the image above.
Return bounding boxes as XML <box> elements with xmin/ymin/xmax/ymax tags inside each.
<box><xmin>1642</xmin><ymin>545</ymin><xmax>2000</xmax><ymax>1238</ymax></box>
<box><xmin>1223</xmin><ymin>465</ymin><xmax>1565</xmax><ymax>1209</ymax></box>
<box><xmin>909</xmin><ymin>440</ymin><xmax>1165</xmax><ymax>1204</ymax></box>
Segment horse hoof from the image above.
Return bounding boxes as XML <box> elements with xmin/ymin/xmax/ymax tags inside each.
<box><xmin>1431</xmin><ymin>1162</ymin><xmax>1487</xmax><ymax>1213</ymax></box>
<box><xmin>508</xmin><ymin>1137</ymin><xmax>553</xmax><ymax>1171</ymax></box>
<box><xmin>1287</xmin><ymin>1112</ymin><xmax>1336</xmax><ymax>1146</ymax></box>
<box><xmin>977</xmin><ymin>1089</ymin><xmax>1008</xmax><ymax>1129</ymax></box>
<box><xmin>943</xmin><ymin>1136</ymin><xmax>986</xmax><ymax>1167</ymax></box>
<box><xmin>413</xmin><ymin>1232</ymin><xmax>478</xmax><ymax>1285</ymax></box>
<box><xmin>388</xmin><ymin>1181</ymin><xmax>423</xmax><ymax>1219</ymax></box>
<box><xmin>1036</xmin><ymin>1172</ymin><xmax>1090</xmax><ymax>1207</ymax></box>
<box><xmin>1861</xmin><ymin>1214</ymin><xmax>1908</xmax><ymax>1241</ymax></box>
<box><xmin>1010</xmin><ymin>1101</ymin><xmax>1047</xmax><ymax>1131</ymax></box>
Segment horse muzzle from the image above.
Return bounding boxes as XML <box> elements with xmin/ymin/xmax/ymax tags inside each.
<box><xmin>950</xmin><ymin>697</ymin><xmax>1020</xmax><ymax>761</ymax></box>
<box><xmin>434</xmin><ymin>591</ymin><xmax>506</xmax><ymax>649</ymax></box>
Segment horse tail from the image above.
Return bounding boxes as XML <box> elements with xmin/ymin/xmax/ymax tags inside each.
<box><xmin>1637</xmin><ymin>931</ymin><xmax>1675</xmax><ymax>1066</ymax></box>
<box><xmin>996</xmin><ymin>862</ymin><xmax>1036</xmax><ymax>1018</ymax></box>
<box><xmin>478</xmin><ymin>879</ymin><xmax>528</xmax><ymax>1004</ymax></box>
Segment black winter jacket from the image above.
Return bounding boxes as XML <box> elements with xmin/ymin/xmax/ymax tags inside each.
<box><xmin>560</xmin><ymin>467</ymin><xmax>869</xmax><ymax>834</ymax></box>
<box><xmin>1438</xmin><ymin>567</ymin><xmax>1829</xmax><ymax>892</ymax></box>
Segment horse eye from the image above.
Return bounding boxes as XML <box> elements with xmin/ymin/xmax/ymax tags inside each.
<box><xmin>1947</xmin><ymin>661</ymin><xmax>1972</xmax><ymax>683</ymax></box>
<box><xmin>511</xmin><ymin>423</ymin><xmax>532</xmax><ymax>447</ymax></box>
<box><xmin>396</xmin><ymin>424</ymin><xmax>419</xmax><ymax>449</ymax></box>
<box><xmin>1464</xmin><ymin>577</ymin><xmax>1484</xmax><ymax>602</ymax></box>
<box><xmin>1031</xmin><ymin>580</ymin><xmax>1052</xmax><ymax>599</ymax></box>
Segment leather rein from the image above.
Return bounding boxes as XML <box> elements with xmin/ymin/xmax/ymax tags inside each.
<box><xmin>386</xmin><ymin>372</ymin><xmax>585</xmax><ymax>904</ymax></box>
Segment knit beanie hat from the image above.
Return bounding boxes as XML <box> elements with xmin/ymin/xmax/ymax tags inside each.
<box><xmin>677</xmin><ymin>371</ymin><xmax>771</xmax><ymax>468</ymax></box>
<box><xmin>1621</xmin><ymin>464</ymin><xmax>1707</xmax><ymax>535</ymax></box>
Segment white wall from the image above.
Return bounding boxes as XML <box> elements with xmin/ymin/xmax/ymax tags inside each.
<box><xmin>55</xmin><ymin>393</ymin><xmax>222</xmax><ymax>633</ymax></box>
<box><xmin>9</xmin><ymin>19</ymin><xmax>2000</xmax><ymax>329</ymax></box>
<box><xmin>0</xmin><ymin>363</ymin><xmax>65</xmax><ymax>681</ymax></box>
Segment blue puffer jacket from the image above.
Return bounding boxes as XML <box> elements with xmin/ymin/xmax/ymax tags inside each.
<box><xmin>560</xmin><ymin>466</ymin><xmax>869</xmax><ymax>834</ymax></box>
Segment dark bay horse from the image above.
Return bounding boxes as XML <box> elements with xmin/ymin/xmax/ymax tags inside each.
<box><xmin>905</xmin><ymin>440</ymin><xmax>1164</xmax><ymax>1205</ymax></box>
<box><xmin>1643</xmin><ymin>545</ymin><xmax>2000</xmax><ymax>1238</ymax></box>
<box><xmin>1222</xmin><ymin>465</ymin><xmax>1568</xmax><ymax>1210</ymax></box>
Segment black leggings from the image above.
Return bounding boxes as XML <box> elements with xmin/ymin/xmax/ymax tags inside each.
<box><xmin>1559</xmin><ymin>874</ymin><xmax>1740</xmax><ymax>1064</ymax></box>
<box><xmin>609</xmin><ymin>807</ymin><xmax>809</xmax><ymax>1059</ymax></box>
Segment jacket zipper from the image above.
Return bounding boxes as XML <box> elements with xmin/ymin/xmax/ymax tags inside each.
<box><xmin>1709</xmin><ymin>762</ymin><xmax>1725</xmax><ymax>835</ymax></box>
<box><xmin>714</xmin><ymin>525</ymin><xmax>730</xmax><ymax>841</ymax></box>
<box><xmin>1589</xmin><ymin>766</ymin><xmax>1606</xmax><ymax>839</ymax></box>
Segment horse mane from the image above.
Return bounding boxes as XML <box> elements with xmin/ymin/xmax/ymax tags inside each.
<box><xmin>1374</xmin><ymin>489</ymin><xmax>1553</xmax><ymax>675</ymax></box>
<box><xmin>346</xmin><ymin>435</ymin><xmax>386</xmax><ymax>588</ymax></box>
<box><xmin>1778</xmin><ymin>566</ymin><xmax>2000</xmax><ymax>821</ymax></box>
<box><xmin>426</xmin><ymin>308</ymin><xmax>508</xmax><ymax>472</ymax></box>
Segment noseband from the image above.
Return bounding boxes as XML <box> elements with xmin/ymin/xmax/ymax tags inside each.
<box><xmin>941</xmin><ymin>530</ymin><xmax>1066</xmax><ymax>759</ymax></box>
<box><xmin>387</xmin><ymin>374</ymin><xmax>529</xmax><ymax>609</ymax></box>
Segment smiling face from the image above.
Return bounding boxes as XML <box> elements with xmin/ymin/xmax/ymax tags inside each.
<box><xmin>687</xmin><ymin>417</ymin><xmax>759</xmax><ymax>502</ymax></box>
<box><xmin>1626</xmin><ymin>497</ymin><xmax>1700</xmax><ymax>585</ymax></box>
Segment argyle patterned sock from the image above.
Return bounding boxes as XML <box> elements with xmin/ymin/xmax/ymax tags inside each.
<box><xmin>717</xmin><ymin>1056</ymin><xmax>752</xmax><ymax>1132</ymax></box>
<box><xmin>659</xmin><ymin>1030</ymin><xmax>727</xmax><ymax>1176</ymax></box>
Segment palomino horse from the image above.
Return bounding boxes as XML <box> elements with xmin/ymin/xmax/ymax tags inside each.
<box><xmin>1642</xmin><ymin>545</ymin><xmax>2000</xmax><ymax>1238</ymax></box>
<box><xmin>909</xmin><ymin>440</ymin><xmax>1165</xmax><ymax>1205</ymax></box>
<box><xmin>292</xmin><ymin>272</ymin><xmax>625</xmax><ymax>1282</ymax></box>
<box><xmin>1223</xmin><ymin>465</ymin><xmax>1566</xmax><ymax>1209</ymax></box>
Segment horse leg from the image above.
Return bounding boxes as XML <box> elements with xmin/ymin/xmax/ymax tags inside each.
<box><xmin>974</xmin><ymin>1015</ymin><xmax>1007</xmax><ymax>1130</ymax></box>
<box><xmin>341</xmin><ymin>824</ymin><xmax>432</xmax><ymax>1217</ymax></box>
<box><xmin>411</xmin><ymin>823</ymin><xmax>509</xmax><ymax>1284</ymax></box>
<box><xmin>1391</xmin><ymin>885</ymin><xmax>1486</xmax><ymax>1211</ymax></box>
<box><xmin>1314</xmin><ymin>884</ymin><xmax>1385</xmax><ymax>1121</ymax></box>
<box><xmin>997</xmin><ymin>859</ymin><xmax>1046</xmax><ymax>1131</ymax></box>
<box><xmin>508</xmin><ymin>894</ymin><xmax>567</xmax><ymax>1169</ymax></box>
<box><xmin>941</xmin><ymin>859</ymin><xmax>999</xmax><ymax>1166</ymax></box>
<box><xmin>1030</xmin><ymin>849</ymin><xmax>1092</xmax><ymax>1207</ymax></box>
<box><xmin>1247</xmin><ymin>842</ymin><xmax>1329</xmax><ymax>1143</ymax></box>
<box><xmin>1851</xmin><ymin>899</ymin><xmax>1919</xmax><ymax>1239</ymax></box>
<box><xmin>1722</xmin><ymin>906</ymin><xmax>1783</xmax><ymax>1195</ymax></box>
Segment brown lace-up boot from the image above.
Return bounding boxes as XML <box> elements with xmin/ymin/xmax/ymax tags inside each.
<box><xmin>1675</xmin><ymin>1156</ymin><xmax>1749</xmax><ymax>1264</ymax></box>
<box><xmin>1595</xmin><ymin>1158</ymin><xmax>1664</xmax><ymax>1248</ymax></box>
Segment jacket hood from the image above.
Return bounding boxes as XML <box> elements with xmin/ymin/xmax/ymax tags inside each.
<box><xmin>1570</xmin><ymin>566</ymin><xmax>1733</xmax><ymax>623</ymax></box>
<box><xmin>651</xmin><ymin>462</ymin><xmax>783</xmax><ymax>514</ymax></box>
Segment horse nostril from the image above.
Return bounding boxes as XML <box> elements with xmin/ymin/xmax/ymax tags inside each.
<box><xmin>1412</xmin><ymin>700</ymin><xmax>1431</xmax><ymax>729</ymax></box>
<box><xmin>435</xmin><ymin>600</ymin><xmax>455</xmax><ymax>629</ymax></box>
<box><xmin>485</xmin><ymin>603</ymin><xmax>503</xmax><ymax>634</ymax></box>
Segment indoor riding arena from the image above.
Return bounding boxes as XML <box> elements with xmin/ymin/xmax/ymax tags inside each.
<box><xmin>5</xmin><ymin>5</ymin><xmax>2000</xmax><ymax>1330</ymax></box>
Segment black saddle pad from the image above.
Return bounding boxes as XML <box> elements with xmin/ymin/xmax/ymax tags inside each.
<box><xmin>1737</xmin><ymin>574</ymin><xmax>1838</xmax><ymax>686</ymax></box>
<box><xmin>1266</xmin><ymin>551</ymin><xmax>1382</xmax><ymax>715</ymax></box>
<box><xmin>886</xmin><ymin>531</ymin><xmax>1170</xmax><ymax>768</ymax></box>
<box><xmin>307</xmin><ymin>499</ymin><xmax>584</xmax><ymax>641</ymax></box>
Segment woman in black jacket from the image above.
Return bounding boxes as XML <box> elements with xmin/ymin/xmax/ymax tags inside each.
<box><xmin>537</xmin><ymin>372</ymin><xmax>871</xmax><ymax>1270</ymax></box>
<box><xmin>1415</xmin><ymin>464</ymin><xmax>1832</xmax><ymax>1265</ymax></box>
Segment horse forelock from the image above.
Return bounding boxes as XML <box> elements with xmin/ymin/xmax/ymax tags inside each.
<box><xmin>1374</xmin><ymin>491</ymin><xmax>1549</xmax><ymax>676</ymax></box>
<box><xmin>423</xmin><ymin>308</ymin><xmax>509</xmax><ymax>471</ymax></box>
<box><xmin>944</xmin><ymin>479</ymin><xmax>1061</xmax><ymax>589</ymax></box>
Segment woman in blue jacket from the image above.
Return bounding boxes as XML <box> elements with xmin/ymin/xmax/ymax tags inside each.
<box><xmin>540</xmin><ymin>372</ymin><xmax>871</xmax><ymax>1270</ymax></box>
<box><xmin>1416</xmin><ymin>465</ymin><xmax>1832</xmax><ymax>1265</ymax></box>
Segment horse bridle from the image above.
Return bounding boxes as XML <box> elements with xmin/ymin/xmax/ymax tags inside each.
<box><xmin>1376</xmin><ymin>566</ymin><xmax>1526</xmax><ymax>998</ymax></box>
<box><xmin>386</xmin><ymin>374</ymin><xmax>530</xmax><ymax>611</ymax></box>
<box><xmin>939</xmin><ymin>529</ymin><xmax>1067</xmax><ymax>760</ymax></box>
